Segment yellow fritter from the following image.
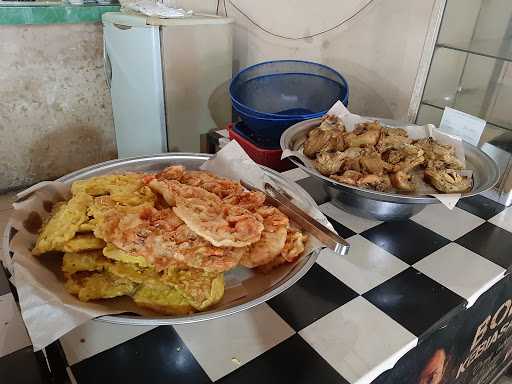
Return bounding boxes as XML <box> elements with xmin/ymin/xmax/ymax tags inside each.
<box><xmin>71</xmin><ymin>174</ymin><xmax>144</xmax><ymax>196</ymax></box>
<box><xmin>78</xmin><ymin>220</ymin><xmax>96</xmax><ymax>232</ymax></box>
<box><xmin>62</xmin><ymin>250</ymin><xmax>111</xmax><ymax>274</ymax></box>
<box><xmin>132</xmin><ymin>282</ymin><xmax>194</xmax><ymax>315</ymax></box>
<box><xmin>61</xmin><ymin>234</ymin><xmax>106</xmax><ymax>253</ymax></box>
<box><xmin>65</xmin><ymin>272</ymin><xmax>137</xmax><ymax>302</ymax></box>
<box><xmin>103</xmin><ymin>243</ymin><xmax>149</xmax><ymax>267</ymax></box>
<box><xmin>108</xmin><ymin>262</ymin><xmax>160</xmax><ymax>284</ymax></box>
<box><xmin>161</xmin><ymin>268</ymin><xmax>224</xmax><ymax>311</ymax></box>
<box><xmin>33</xmin><ymin>193</ymin><xmax>93</xmax><ymax>255</ymax></box>
<box><xmin>71</xmin><ymin>174</ymin><xmax>155</xmax><ymax>207</ymax></box>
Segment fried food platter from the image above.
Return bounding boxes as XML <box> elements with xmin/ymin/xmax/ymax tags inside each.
<box><xmin>281</xmin><ymin>117</ymin><xmax>499</xmax><ymax>220</ymax></box>
<box><xmin>5</xmin><ymin>153</ymin><xmax>323</xmax><ymax>326</ymax></box>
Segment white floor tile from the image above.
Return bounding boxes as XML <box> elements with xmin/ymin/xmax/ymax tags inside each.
<box><xmin>300</xmin><ymin>297</ymin><xmax>417</xmax><ymax>384</ymax></box>
<box><xmin>411</xmin><ymin>204</ymin><xmax>484</xmax><ymax>241</ymax></box>
<box><xmin>174</xmin><ymin>303</ymin><xmax>294</xmax><ymax>381</ymax></box>
<box><xmin>414</xmin><ymin>243</ymin><xmax>505</xmax><ymax>307</ymax></box>
<box><xmin>281</xmin><ymin>167</ymin><xmax>309</xmax><ymax>182</ymax></box>
<box><xmin>490</xmin><ymin>207</ymin><xmax>512</xmax><ymax>234</ymax></box>
<box><xmin>59</xmin><ymin>320</ymin><xmax>157</xmax><ymax>365</ymax></box>
<box><xmin>317</xmin><ymin>235</ymin><xmax>408</xmax><ymax>294</ymax></box>
<box><xmin>0</xmin><ymin>293</ymin><xmax>31</xmax><ymax>358</ymax></box>
<box><xmin>319</xmin><ymin>202</ymin><xmax>382</xmax><ymax>234</ymax></box>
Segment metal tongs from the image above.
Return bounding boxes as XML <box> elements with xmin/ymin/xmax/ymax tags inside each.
<box><xmin>241</xmin><ymin>181</ymin><xmax>350</xmax><ymax>255</ymax></box>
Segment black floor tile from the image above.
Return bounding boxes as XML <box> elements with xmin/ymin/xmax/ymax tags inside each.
<box><xmin>326</xmin><ymin>216</ymin><xmax>356</xmax><ymax>239</ymax></box>
<box><xmin>456</xmin><ymin>195</ymin><xmax>506</xmax><ymax>220</ymax></box>
<box><xmin>268</xmin><ymin>263</ymin><xmax>358</xmax><ymax>331</ymax></box>
<box><xmin>456</xmin><ymin>222</ymin><xmax>512</xmax><ymax>270</ymax></box>
<box><xmin>363</xmin><ymin>268</ymin><xmax>465</xmax><ymax>338</ymax></box>
<box><xmin>72</xmin><ymin>326</ymin><xmax>211</xmax><ymax>384</ymax></box>
<box><xmin>362</xmin><ymin>220</ymin><xmax>450</xmax><ymax>265</ymax></box>
<box><xmin>296</xmin><ymin>177</ymin><xmax>330</xmax><ymax>205</ymax></box>
<box><xmin>0</xmin><ymin>347</ymin><xmax>50</xmax><ymax>384</ymax></box>
<box><xmin>217</xmin><ymin>334</ymin><xmax>349</xmax><ymax>384</ymax></box>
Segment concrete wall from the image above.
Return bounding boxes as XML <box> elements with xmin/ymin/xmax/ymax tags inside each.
<box><xmin>1</xmin><ymin>0</ymin><xmax>438</xmax><ymax>189</ymax></box>
<box><xmin>0</xmin><ymin>23</ymin><xmax>116</xmax><ymax>191</ymax></box>
<box><xmin>180</xmin><ymin>0</ymin><xmax>437</xmax><ymax>119</ymax></box>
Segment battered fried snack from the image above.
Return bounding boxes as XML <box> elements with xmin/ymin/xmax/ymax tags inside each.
<box><xmin>303</xmin><ymin>115</ymin><xmax>345</xmax><ymax>158</ymax></box>
<box><xmin>132</xmin><ymin>283</ymin><xmax>195</xmax><ymax>315</ymax></box>
<box><xmin>65</xmin><ymin>271</ymin><xmax>137</xmax><ymax>302</ymax></box>
<box><xmin>33</xmin><ymin>166</ymin><xmax>307</xmax><ymax>315</ymax></box>
<box><xmin>344</xmin><ymin>121</ymin><xmax>382</xmax><ymax>148</ymax></box>
<box><xmin>61</xmin><ymin>234</ymin><xmax>106</xmax><ymax>253</ymax></box>
<box><xmin>305</xmin><ymin>117</ymin><xmax>471</xmax><ymax>195</ymax></box>
<box><xmin>424</xmin><ymin>169</ymin><xmax>472</xmax><ymax>193</ymax></box>
<box><xmin>33</xmin><ymin>193</ymin><xmax>93</xmax><ymax>255</ymax></box>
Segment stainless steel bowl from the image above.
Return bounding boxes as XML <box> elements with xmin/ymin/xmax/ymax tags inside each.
<box><xmin>4</xmin><ymin>153</ymin><xmax>322</xmax><ymax>326</ymax></box>
<box><xmin>281</xmin><ymin>118</ymin><xmax>500</xmax><ymax>221</ymax></box>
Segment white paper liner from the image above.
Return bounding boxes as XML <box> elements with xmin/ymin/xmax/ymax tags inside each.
<box><xmin>8</xmin><ymin>141</ymin><xmax>331</xmax><ymax>350</ymax></box>
<box><xmin>282</xmin><ymin>101</ymin><xmax>470</xmax><ymax>209</ymax></box>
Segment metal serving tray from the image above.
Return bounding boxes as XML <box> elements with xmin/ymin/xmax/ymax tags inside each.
<box><xmin>4</xmin><ymin>153</ymin><xmax>330</xmax><ymax>326</ymax></box>
<box><xmin>281</xmin><ymin>118</ymin><xmax>500</xmax><ymax>221</ymax></box>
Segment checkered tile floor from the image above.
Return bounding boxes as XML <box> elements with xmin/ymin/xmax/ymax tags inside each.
<box><xmin>1</xmin><ymin>170</ymin><xmax>511</xmax><ymax>384</ymax></box>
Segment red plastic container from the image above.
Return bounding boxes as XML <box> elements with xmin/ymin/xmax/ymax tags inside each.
<box><xmin>227</xmin><ymin>123</ymin><xmax>295</xmax><ymax>172</ymax></box>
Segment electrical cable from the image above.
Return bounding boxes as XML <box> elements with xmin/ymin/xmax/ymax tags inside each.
<box><xmin>223</xmin><ymin>0</ymin><xmax>376</xmax><ymax>40</ymax></box>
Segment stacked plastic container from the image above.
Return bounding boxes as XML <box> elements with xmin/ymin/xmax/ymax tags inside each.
<box><xmin>229</xmin><ymin>60</ymin><xmax>349</xmax><ymax>170</ymax></box>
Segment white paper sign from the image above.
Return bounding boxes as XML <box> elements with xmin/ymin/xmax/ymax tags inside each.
<box><xmin>439</xmin><ymin>107</ymin><xmax>486</xmax><ymax>146</ymax></box>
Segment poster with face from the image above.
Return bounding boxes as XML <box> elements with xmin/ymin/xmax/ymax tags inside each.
<box><xmin>372</xmin><ymin>274</ymin><xmax>512</xmax><ymax>384</ymax></box>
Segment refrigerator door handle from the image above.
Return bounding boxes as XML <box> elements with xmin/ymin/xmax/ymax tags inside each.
<box><xmin>103</xmin><ymin>39</ymin><xmax>112</xmax><ymax>90</ymax></box>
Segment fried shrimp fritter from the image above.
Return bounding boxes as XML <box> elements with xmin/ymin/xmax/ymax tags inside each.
<box><xmin>149</xmin><ymin>179</ymin><xmax>264</xmax><ymax>248</ymax></box>
<box><xmin>97</xmin><ymin>206</ymin><xmax>244</xmax><ymax>273</ymax></box>
<box><xmin>33</xmin><ymin>164</ymin><xmax>308</xmax><ymax>315</ymax></box>
<box><xmin>240</xmin><ymin>206</ymin><xmax>289</xmax><ymax>268</ymax></box>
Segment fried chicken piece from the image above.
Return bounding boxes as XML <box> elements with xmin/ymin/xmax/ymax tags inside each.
<box><xmin>357</xmin><ymin>174</ymin><xmax>392</xmax><ymax>192</ymax></box>
<box><xmin>386</xmin><ymin>144</ymin><xmax>425</xmax><ymax>173</ymax></box>
<box><xmin>424</xmin><ymin>169</ymin><xmax>472</xmax><ymax>193</ymax></box>
<box><xmin>376</xmin><ymin>127</ymin><xmax>412</xmax><ymax>152</ymax></box>
<box><xmin>390</xmin><ymin>171</ymin><xmax>415</xmax><ymax>192</ymax></box>
<box><xmin>240</xmin><ymin>206</ymin><xmax>289</xmax><ymax>268</ymax></box>
<box><xmin>303</xmin><ymin>115</ymin><xmax>346</xmax><ymax>158</ymax></box>
<box><xmin>149</xmin><ymin>179</ymin><xmax>264</xmax><ymax>248</ymax></box>
<box><xmin>344</xmin><ymin>121</ymin><xmax>382</xmax><ymax>148</ymax></box>
<box><xmin>33</xmin><ymin>193</ymin><xmax>93</xmax><ymax>255</ymax></box>
<box><xmin>314</xmin><ymin>151</ymin><xmax>346</xmax><ymax>176</ymax></box>
<box><xmin>414</xmin><ymin>138</ymin><xmax>464</xmax><ymax>170</ymax></box>
<box><xmin>330</xmin><ymin>170</ymin><xmax>363</xmax><ymax>186</ymax></box>
<box><xmin>359</xmin><ymin>148</ymin><xmax>393</xmax><ymax>176</ymax></box>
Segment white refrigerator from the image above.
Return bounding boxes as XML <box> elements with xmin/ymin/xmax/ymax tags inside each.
<box><xmin>102</xmin><ymin>12</ymin><xmax>233</xmax><ymax>157</ymax></box>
